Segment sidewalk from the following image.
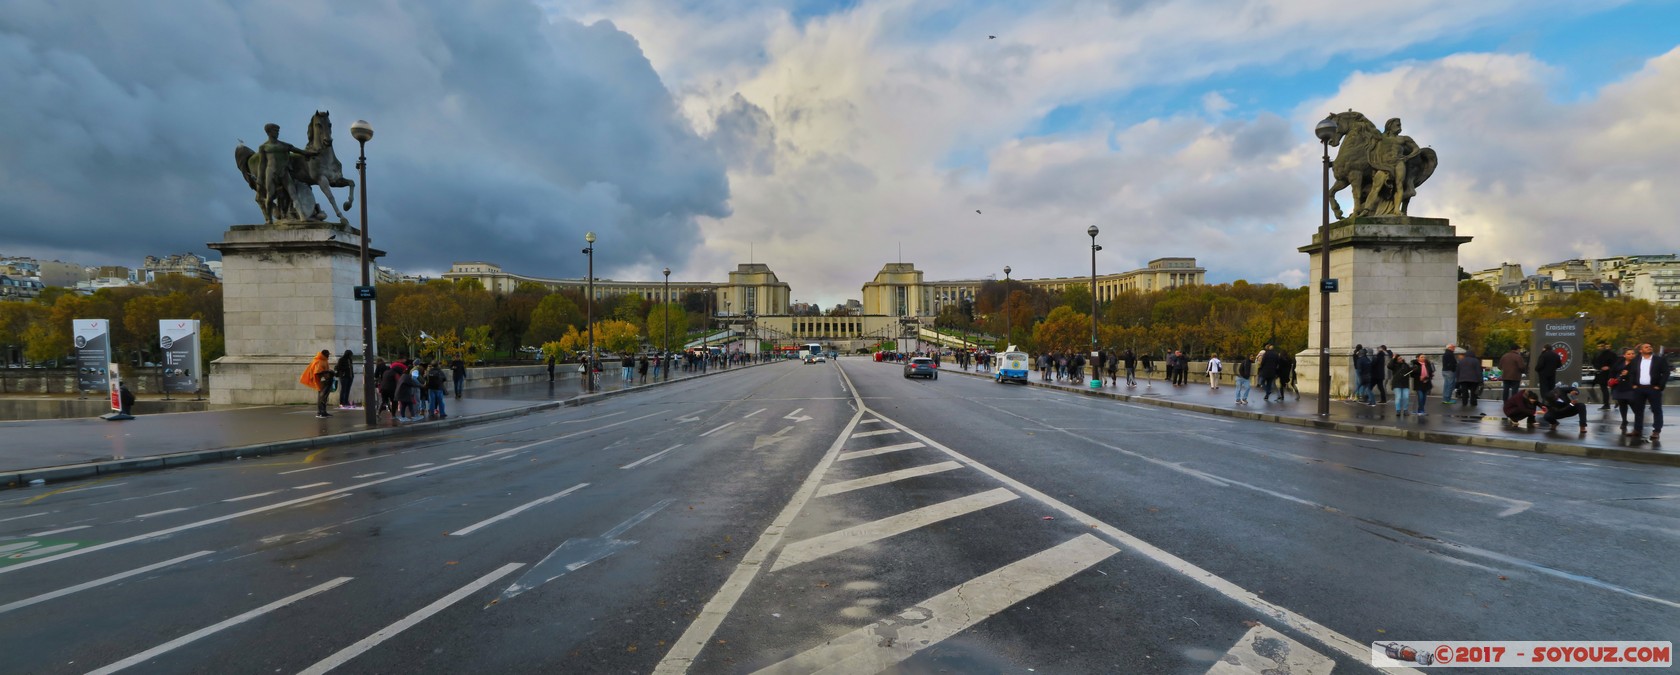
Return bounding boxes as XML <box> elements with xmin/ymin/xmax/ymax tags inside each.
<box><xmin>935</xmin><ymin>362</ymin><xmax>1680</xmax><ymax>467</ymax></box>
<box><xmin>1</xmin><ymin>360</ymin><xmax>779</xmax><ymax>487</ymax></box>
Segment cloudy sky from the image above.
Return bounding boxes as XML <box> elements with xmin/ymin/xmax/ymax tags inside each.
<box><xmin>4</xmin><ymin>0</ymin><xmax>1679</xmax><ymax>306</ymax></box>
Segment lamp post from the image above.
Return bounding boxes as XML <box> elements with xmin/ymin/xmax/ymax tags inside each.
<box><xmin>1314</xmin><ymin>115</ymin><xmax>1337</xmax><ymax>417</ymax></box>
<box><xmin>662</xmin><ymin>267</ymin><xmax>670</xmax><ymax>381</ymax></box>
<box><xmin>583</xmin><ymin>231</ymin><xmax>596</xmax><ymax>393</ymax></box>
<box><xmin>349</xmin><ymin>119</ymin><xmax>375</xmax><ymax>426</ymax></box>
<box><xmin>1002</xmin><ymin>265</ymin><xmax>1012</xmax><ymax>351</ymax></box>
<box><xmin>1088</xmin><ymin>225</ymin><xmax>1101</xmax><ymax>358</ymax></box>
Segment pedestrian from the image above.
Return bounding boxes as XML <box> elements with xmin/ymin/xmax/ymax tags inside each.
<box><xmin>1372</xmin><ymin>345</ymin><xmax>1391</xmax><ymax>404</ymax></box>
<box><xmin>546</xmin><ymin>355</ymin><xmax>555</xmax><ymax>382</ymax></box>
<box><xmin>638</xmin><ymin>353</ymin><xmax>649</xmax><ymax>384</ymax></box>
<box><xmin>1625</xmin><ymin>343</ymin><xmax>1670</xmax><ymax>442</ymax></box>
<box><xmin>373</xmin><ymin>356</ymin><xmax>389</xmax><ymax>410</ymax></box>
<box><xmin>1122</xmin><ymin>348</ymin><xmax>1137</xmax><ymax>387</ymax></box>
<box><xmin>118</xmin><ymin>380</ymin><xmax>136</xmax><ymax>416</ymax></box>
<box><xmin>379</xmin><ymin>360</ymin><xmax>401</xmax><ymax>418</ymax></box>
<box><xmin>1389</xmin><ymin>353</ymin><xmax>1415</xmax><ymax>416</ymax></box>
<box><xmin>1234</xmin><ymin>354</ymin><xmax>1252</xmax><ymax>405</ymax></box>
<box><xmin>1591</xmin><ymin>341</ymin><xmax>1617</xmax><ymax>409</ymax></box>
<box><xmin>1206</xmin><ymin>354</ymin><xmax>1222</xmax><ymax>390</ymax></box>
<box><xmin>1258</xmin><ymin>344</ymin><xmax>1280</xmax><ymax>401</ymax></box>
<box><xmin>1503</xmin><ymin>390</ymin><xmax>1541</xmax><ymax>428</ymax></box>
<box><xmin>1498</xmin><ymin>347</ymin><xmax>1525</xmax><ymax>402</ymax></box>
<box><xmin>426</xmin><ymin>362</ymin><xmax>448</xmax><ymax>418</ymax></box>
<box><xmin>1540</xmin><ymin>385</ymin><xmax>1587</xmax><ymax>432</ymax></box>
<box><xmin>1410</xmin><ymin>353</ymin><xmax>1435</xmax><ymax>415</ymax></box>
<box><xmin>1173</xmin><ymin>350</ymin><xmax>1189</xmax><ymax>386</ymax></box>
<box><xmin>1454</xmin><ymin>348</ymin><xmax>1482</xmax><ymax>407</ymax></box>
<box><xmin>1535</xmin><ymin>345</ymin><xmax>1563</xmax><ymax>398</ymax></box>
<box><xmin>1281</xmin><ymin>352</ymin><xmax>1301</xmax><ymax>400</ymax></box>
<box><xmin>334</xmin><ymin>349</ymin><xmax>357</xmax><ymax>409</ymax></box>
<box><xmin>300</xmin><ymin>349</ymin><xmax>334</xmax><ymax>418</ymax></box>
<box><xmin>1441</xmin><ymin>343</ymin><xmax>1459</xmax><ymax>404</ymax></box>
<box><xmin>621</xmin><ymin>355</ymin><xmax>634</xmax><ymax>382</ymax></box>
<box><xmin>1354</xmin><ymin>346</ymin><xmax>1373</xmax><ymax>404</ymax></box>
<box><xmin>413</xmin><ymin>363</ymin><xmax>431</xmax><ymax>418</ymax></box>
<box><xmin>1610</xmin><ymin>347</ymin><xmax>1637</xmax><ymax>429</ymax></box>
<box><xmin>394</xmin><ymin>364</ymin><xmax>418</xmax><ymax>421</ymax></box>
<box><xmin>1106</xmin><ymin>352</ymin><xmax>1119</xmax><ymax>387</ymax></box>
<box><xmin>450</xmin><ymin>357</ymin><xmax>466</xmax><ymax>399</ymax></box>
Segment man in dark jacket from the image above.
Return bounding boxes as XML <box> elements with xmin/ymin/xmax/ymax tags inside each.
<box><xmin>1535</xmin><ymin>347</ymin><xmax>1563</xmax><ymax>398</ymax></box>
<box><xmin>1591</xmin><ymin>341</ymin><xmax>1617</xmax><ymax>409</ymax></box>
<box><xmin>1441</xmin><ymin>344</ymin><xmax>1460</xmax><ymax>404</ymax></box>
<box><xmin>1626</xmin><ymin>343</ymin><xmax>1671</xmax><ymax>441</ymax></box>
<box><xmin>450</xmin><ymin>358</ymin><xmax>466</xmax><ymax>398</ymax></box>
<box><xmin>1454</xmin><ymin>348</ymin><xmax>1483</xmax><ymax>407</ymax></box>
<box><xmin>1540</xmin><ymin>385</ymin><xmax>1587</xmax><ymax>431</ymax></box>
<box><xmin>1258</xmin><ymin>345</ymin><xmax>1281</xmax><ymax>400</ymax></box>
<box><xmin>1498</xmin><ymin>348</ymin><xmax>1526</xmax><ymax>402</ymax></box>
<box><xmin>1371</xmin><ymin>345</ymin><xmax>1391</xmax><ymax>404</ymax></box>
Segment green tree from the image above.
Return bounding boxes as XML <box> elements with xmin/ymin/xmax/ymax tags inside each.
<box><xmin>595</xmin><ymin>319</ymin><xmax>643</xmax><ymax>354</ymax></box>
<box><xmin>644</xmin><ymin>303</ymin><xmax>689</xmax><ymax>352</ymax></box>
<box><xmin>525</xmin><ymin>294</ymin><xmax>582</xmax><ymax>346</ymax></box>
<box><xmin>1031</xmin><ymin>306</ymin><xmax>1090</xmax><ymax>353</ymax></box>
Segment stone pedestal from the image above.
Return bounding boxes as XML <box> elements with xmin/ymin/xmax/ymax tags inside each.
<box><xmin>1295</xmin><ymin>216</ymin><xmax>1470</xmax><ymax>398</ymax></box>
<box><xmin>208</xmin><ymin>222</ymin><xmax>382</xmax><ymax>405</ymax></box>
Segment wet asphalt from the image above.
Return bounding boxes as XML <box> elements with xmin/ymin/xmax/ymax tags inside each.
<box><xmin>0</xmin><ymin>358</ymin><xmax>1675</xmax><ymax>674</ymax></box>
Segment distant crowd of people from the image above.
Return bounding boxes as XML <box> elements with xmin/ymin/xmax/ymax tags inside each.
<box><xmin>300</xmin><ymin>349</ymin><xmax>466</xmax><ymax>422</ymax></box>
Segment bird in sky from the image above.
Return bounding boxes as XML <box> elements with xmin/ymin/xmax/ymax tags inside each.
<box><xmin>975</xmin><ymin>209</ymin><xmax>982</xmax><ymax>214</ymax></box>
<box><xmin>988</xmin><ymin>35</ymin><xmax>996</xmax><ymax>39</ymax></box>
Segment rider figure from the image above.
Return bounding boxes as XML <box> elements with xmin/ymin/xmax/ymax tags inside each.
<box><xmin>1374</xmin><ymin>118</ymin><xmax>1422</xmax><ymax>214</ymax></box>
<box><xmin>257</xmin><ymin>123</ymin><xmax>315</xmax><ymax>223</ymax></box>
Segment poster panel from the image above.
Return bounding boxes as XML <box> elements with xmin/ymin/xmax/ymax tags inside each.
<box><xmin>73</xmin><ymin>319</ymin><xmax>110</xmax><ymax>393</ymax></box>
<box><xmin>1530</xmin><ymin>318</ymin><xmax>1586</xmax><ymax>389</ymax></box>
<box><xmin>159</xmin><ymin>319</ymin><xmax>202</xmax><ymax>394</ymax></box>
<box><xmin>108</xmin><ymin>362</ymin><xmax>122</xmax><ymax>412</ymax></box>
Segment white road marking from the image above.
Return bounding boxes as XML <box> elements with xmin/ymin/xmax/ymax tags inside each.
<box><xmin>134</xmin><ymin>507</ymin><xmax>190</xmax><ymax>519</ymax></box>
<box><xmin>699</xmin><ymin>422</ymin><xmax>735</xmax><ymax>437</ymax></box>
<box><xmin>874</xmin><ymin>412</ymin><xmax>1424</xmax><ymax>674</ymax></box>
<box><xmin>857</xmin><ymin>419</ymin><xmax>883</xmax><ymax>424</ymax></box>
<box><xmin>85</xmin><ymin>488</ymin><xmax>193</xmax><ymax>507</ymax></box>
<box><xmin>815</xmin><ymin>461</ymin><xmax>964</xmax><ymax>498</ymax></box>
<box><xmin>296</xmin><ymin>564</ymin><xmax>522</xmax><ymax>675</ymax></box>
<box><xmin>292</xmin><ymin>482</ymin><xmax>332</xmax><ymax>489</ymax></box>
<box><xmin>1205</xmin><ymin>624</ymin><xmax>1336</xmax><ymax>675</ymax></box>
<box><xmin>223</xmin><ymin>491</ymin><xmax>280</xmax><ymax>502</ymax></box>
<box><xmin>0</xmin><ymin>512</ymin><xmax>49</xmax><ymax>523</ymax></box>
<box><xmin>278</xmin><ymin>454</ymin><xmax>386</xmax><ymax>475</ymax></box>
<box><xmin>783</xmin><ymin>407</ymin><xmax>813</xmax><ymax>423</ymax></box>
<box><xmin>403</xmin><ymin>463</ymin><xmax>434</xmax><ymax>469</ymax></box>
<box><xmin>836</xmin><ymin>442</ymin><xmax>925</xmax><ymax>462</ymax></box>
<box><xmin>652</xmin><ymin>409</ymin><xmax>867</xmax><ymax>675</ymax></box>
<box><xmin>87</xmin><ymin>576</ymin><xmax>352</xmax><ymax>675</ymax></box>
<box><xmin>743</xmin><ymin>408</ymin><xmax>767</xmax><ymax>419</ymax></box>
<box><xmin>351</xmin><ymin>472</ymin><xmax>386</xmax><ymax>479</ymax></box>
<box><xmin>450</xmin><ymin>483</ymin><xmax>589</xmax><ymax>536</ymax></box>
<box><xmin>849</xmin><ymin>429</ymin><xmax>900</xmax><ymax>439</ymax></box>
<box><xmin>622</xmin><ymin>445</ymin><xmax>683</xmax><ymax>470</ymax></box>
<box><xmin>0</xmin><ymin>550</ymin><xmax>213</xmax><ymax>616</ymax></box>
<box><xmin>755</xmin><ymin>534</ymin><xmax>1120</xmax><ymax>674</ymax></box>
<box><xmin>449</xmin><ymin>455</ymin><xmax>475</xmax><ymax>461</ymax></box>
<box><xmin>771</xmin><ymin>488</ymin><xmax>1018</xmax><ymax>572</ymax></box>
<box><xmin>26</xmin><ymin>525</ymin><xmax>90</xmax><ymax>537</ymax></box>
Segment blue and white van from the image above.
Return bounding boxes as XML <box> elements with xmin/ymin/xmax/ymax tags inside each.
<box><xmin>995</xmin><ymin>351</ymin><xmax>1030</xmax><ymax>384</ymax></box>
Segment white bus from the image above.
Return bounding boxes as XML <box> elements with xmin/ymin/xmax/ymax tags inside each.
<box><xmin>801</xmin><ymin>343</ymin><xmax>826</xmax><ymax>363</ymax></box>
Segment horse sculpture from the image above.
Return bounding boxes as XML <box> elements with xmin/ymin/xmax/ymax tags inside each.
<box><xmin>1323</xmin><ymin>110</ymin><xmax>1437</xmax><ymax>219</ymax></box>
<box><xmin>234</xmin><ymin>111</ymin><xmax>355</xmax><ymax>223</ymax></box>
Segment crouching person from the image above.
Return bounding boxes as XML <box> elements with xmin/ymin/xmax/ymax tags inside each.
<box><xmin>1503</xmin><ymin>390</ymin><xmax>1540</xmax><ymax>429</ymax></box>
<box><xmin>1541</xmin><ymin>385</ymin><xmax>1589</xmax><ymax>432</ymax></box>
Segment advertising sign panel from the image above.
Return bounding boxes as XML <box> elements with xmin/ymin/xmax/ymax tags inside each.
<box><xmin>73</xmin><ymin>319</ymin><xmax>111</xmax><ymax>393</ymax></box>
<box><xmin>1530</xmin><ymin>318</ymin><xmax>1586</xmax><ymax>389</ymax></box>
<box><xmin>108</xmin><ymin>362</ymin><xmax>122</xmax><ymax>412</ymax></box>
<box><xmin>159</xmin><ymin>319</ymin><xmax>202</xmax><ymax>394</ymax></box>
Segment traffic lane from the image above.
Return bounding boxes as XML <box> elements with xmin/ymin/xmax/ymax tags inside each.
<box><xmin>885</xmin><ymin>363</ymin><xmax>1680</xmax><ymax>596</ymax></box>
<box><xmin>841</xmin><ymin>362</ymin><xmax>1680</xmax><ymax>645</ymax></box>
<box><xmin>0</xmin><ymin>359</ymin><xmax>840</xmax><ymax>668</ymax></box>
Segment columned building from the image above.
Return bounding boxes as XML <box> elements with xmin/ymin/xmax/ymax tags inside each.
<box><xmin>717</xmin><ymin>263</ymin><xmax>791</xmax><ymax>317</ymax></box>
<box><xmin>861</xmin><ymin>263</ymin><xmax>932</xmax><ymax>317</ymax></box>
<box><xmin>443</xmin><ymin>261</ymin><xmax>718</xmax><ymax>302</ymax></box>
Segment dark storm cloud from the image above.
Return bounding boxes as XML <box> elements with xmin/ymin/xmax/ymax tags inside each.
<box><xmin>0</xmin><ymin>0</ymin><xmax>729</xmax><ymax>277</ymax></box>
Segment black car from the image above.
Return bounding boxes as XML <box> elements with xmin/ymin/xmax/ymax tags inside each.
<box><xmin>903</xmin><ymin>357</ymin><xmax>938</xmax><ymax>380</ymax></box>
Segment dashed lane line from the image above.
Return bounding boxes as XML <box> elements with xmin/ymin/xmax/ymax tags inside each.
<box><xmin>296</xmin><ymin>564</ymin><xmax>522</xmax><ymax>675</ymax></box>
<box><xmin>848</xmin><ymin>428</ymin><xmax>900</xmax><ymax>439</ymax></box>
<box><xmin>449</xmin><ymin>484</ymin><xmax>589</xmax><ymax>536</ymax></box>
<box><xmin>0</xmin><ymin>551</ymin><xmax>213</xmax><ymax>616</ymax></box>
<box><xmin>622</xmin><ymin>445</ymin><xmax>683</xmax><ymax>470</ymax></box>
<box><xmin>223</xmin><ymin>491</ymin><xmax>280</xmax><ymax>503</ymax></box>
<box><xmin>699</xmin><ymin>422</ymin><xmax>735</xmax><ymax>437</ymax></box>
<box><xmin>292</xmin><ymin>482</ymin><xmax>333</xmax><ymax>490</ymax></box>
<box><xmin>87</xmin><ymin>576</ymin><xmax>352</xmax><ymax>675</ymax></box>
<box><xmin>755</xmin><ymin>534</ymin><xmax>1120</xmax><ymax>674</ymax></box>
<box><xmin>814</xmin><ymin>461</ymin><xmax>964</xmax><ymax>498</ymax></box>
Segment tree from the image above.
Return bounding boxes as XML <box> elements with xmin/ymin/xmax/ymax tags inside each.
<box><xmin>595</xmin><ymin>319</ymin><xmax>642</xmax><ymax>354</ymax></box>
<box><xmin>611</xmin><ymin>295</ymin><xmax>648</xmax><ymax>331</ymax></box>
<box><xmin>644</xmin><ymin>303</ymin><xmax>689</xmax><ymax>352</ymax></box>
<box><xmin>1031</xmin><ymin>306</ymin><xmax>1090</xmax><ymax>353</ymax></box>
<box><xmin>525</xmin><ymin>294</ymin><xmax>581</xmax><ymax>346</ymax></box>
<box><xmin>1059</xmin><ymin>285</ymin><xmax>1092</xmax><ymax>314</ymax></box>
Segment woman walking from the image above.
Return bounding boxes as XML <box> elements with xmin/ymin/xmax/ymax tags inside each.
<box><xmin>1234</xmin><ymin>354</ymin><xmax>1253</xmax><ymax>405</ymax></box>
<box><xmin>1206</xmin><ymin>354</ymin><xmax>1222</xmax><ymax>390</ymax></box>
<box><xmin>1389</xmin><ymin>353</ymin><xmax>1415</xmax><ymax>416</ymax></box>
<box><xmin>1410</xmin><ymin>353</ymin><xmax>1435</xmax><ymax>415</ymax></box>
<box><xmin>334</xmin><ymin>349</ymin><xmax>357</xmax><ymax>409</ymax></box>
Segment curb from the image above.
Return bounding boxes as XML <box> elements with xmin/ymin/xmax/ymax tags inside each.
<box><xmin>937</xmin><ymin>365</ymin><xmax>1680</xmax><ymax>467</ymax></box>
<box><xmin>1</xmin><ymin>359</ymin><xmax>784</xmax><ymax>489</ymax></box>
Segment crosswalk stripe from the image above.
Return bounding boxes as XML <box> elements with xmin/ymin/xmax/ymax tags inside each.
<box><xmin>836</xmin><ymin>442</ymin><xmax>924</xmax><ymax>461</ymax></box>
<box><xmin>815</xmin><ymin>461</ymin><xmax>963</xmax><ymax>498</ymax></box>
<box><xmin>1205</xmin><ymin>625</ymin><xmax>1335</xmax><ymax>675</ymax></box>
<box><xmin>849</xmin><ymin>429</ymin><xmax>900</xmax><ymax>439</ymax></box>
<box><xmin>755</xmin><ymin>534</ymin><xmax>1119</xmax><ymax>674</ymax></box>
<box><xmin>857</xmin><ymin>419</ymin><xmax>884</xmax><ymax>424</ymax></box>
<box><xmin>771</xmin><ymin>488</ymin><xmax>1016</xmax><ymax>572</ymax></box>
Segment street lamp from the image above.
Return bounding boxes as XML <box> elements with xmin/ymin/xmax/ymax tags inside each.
<box><xmin>349</xmin><ymin>119</ymin><xmax>375</xmax><ymax>426</ymax></box>
<box><xmin>1314</xmin><ymin>115</ymin><xmax>1338</xmax><ymax>417</ymax></box>
<box><xmin>583</xmin><ymin>231</ymin><xmax>596</xmax><ymax>393</ymax></box>
<box><xmin>1003</xmin><ymin>265</ymin><xmax>1012</xmax><ymax>351</ymax></box>
<box><xmin>662</xmin><ymin>267</ymin><xmax>670</xmax><ymax>381</ymax></box>
<box><xmin>1088</xmin><ymin>225</ymin><xmax>1101</xmax><ymax>358</ymax></box>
